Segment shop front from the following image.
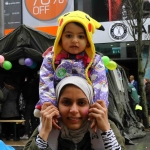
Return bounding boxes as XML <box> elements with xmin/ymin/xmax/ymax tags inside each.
<box><xmin>93</xmin><ymin>19</ymin><xmax>150</xmax><ymax>80</ymax></box>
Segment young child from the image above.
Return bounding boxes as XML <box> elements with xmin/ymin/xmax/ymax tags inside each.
<box><xmin>34</xmin><ymin>10</ymin><xmax>109</xmax><ymax>118</ymax></box>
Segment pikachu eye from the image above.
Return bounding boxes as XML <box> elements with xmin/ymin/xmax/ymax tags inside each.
<box><xmin>64</xmin><ymin>13</ymin><xmax>70</xmax><ymax>17</ymax></box>
<box><xmin>85</xmin><ymin>15</ymin><xmax>90</xmax><ymax>21</ymax></box>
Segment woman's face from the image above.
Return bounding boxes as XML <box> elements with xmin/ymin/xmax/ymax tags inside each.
<box><xmin>58</xmin><ymin>85</ymin><xmax>90</xmax><ymax>130</ymax></box>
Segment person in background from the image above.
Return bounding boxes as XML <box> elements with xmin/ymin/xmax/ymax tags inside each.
<box><xmin>23</xmin><ymin>76</ymin><xmax>121</xmax><ymax>150</ymax></box>
<box><xmin>129</xmin><ymin>75</ymin><xmax>138</xmax><ymax>93</ymax></box>
<box><xmin>144</xmin><ymin>78</ymin><xmax>150</xmax><ymax>126</ymax></box>
<box><xmin>128</xmin><ymin>82</ymin><xmax>143</xmax><ymax>125</ymax></box>
<box><xmin>1</xmin><ymin>77</ymin><xmax>20</xmax><ymax>140</ymax></box>
<box><xmin>0</xmin><ymin>87</ymin><xmax>4</xmax><ymax>140</ymax></box>
<box><xmin>144</xmin><ymin>78</ymin><xmax>150</xmax><ymax>108</ymax></box>
<box><xmin>20</xmin><ymin>73</ymin><xmax>39</xmax><ymax>140</ymax></box>
<box><xmin>0</xmin><ymin>88</ymin><xmax>3</xmax><ymax>101</ymax></box>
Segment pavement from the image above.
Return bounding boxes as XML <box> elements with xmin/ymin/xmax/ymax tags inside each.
<box><xmin>125</xmin><ymin>130</ymin><xmax>150</xmax><ymax>150</ymax></box>
<box><xmin>3</xmin><ymin>139</ymin><xmax>27</xmax><ymax>150</ymax></box>
<box><xmin>3</xmin><ymin>130</ymin><xmax>150</xmax><ymax>150</ymax></box>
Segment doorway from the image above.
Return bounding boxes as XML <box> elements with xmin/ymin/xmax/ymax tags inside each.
<box><xmin>114</xmin><ymin>58</ymin><xmax>138</xmax><ymax>81</ymax></box>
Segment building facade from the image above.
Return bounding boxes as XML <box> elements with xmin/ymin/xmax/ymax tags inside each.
<box><xmin>1</xmin><ymin>0</ymin><xmax>150</xmax><ymax>79</ymax></box>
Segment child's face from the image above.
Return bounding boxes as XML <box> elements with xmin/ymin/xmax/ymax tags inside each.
<box><xmin>58</xmin><ymin>85</ymin><xmax>90</xmax><ymax>130</ymax></box>
<box><xmin>60</xmin><ymin>22</ymin><xmax>89</xmax><ymax>54</ymax></box>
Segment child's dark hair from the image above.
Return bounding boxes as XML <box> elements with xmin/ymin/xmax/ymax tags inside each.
<box><xmin>73</xmin><ymin>22</ymin><xmax>86</xmax><ymax>34</ymax></box>
<box><xmin>63</xmin><ymin>22</ymin><xmax>86</xmax><ymax>34</ymax></box>
<box><xmin>59</xmin><ymin>22</ymin><xmax>86</xmax><ymax>45</ymax></box>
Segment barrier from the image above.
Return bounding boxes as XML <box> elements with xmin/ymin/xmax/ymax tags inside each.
<box><xmin>0</xmin><ymin>120</ymin><xmax>25</xmax><ymax>141</ymax></box>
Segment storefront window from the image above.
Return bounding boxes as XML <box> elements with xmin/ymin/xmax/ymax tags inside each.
<box><xmin>95</xmin><ymin>43</ymin><xmax>121</xmax><ymax>58</ymax></box>
<box><xmin>95</xmin><ymin>41</ymin><xmax>137</xmax><ymax>59</ymax></box>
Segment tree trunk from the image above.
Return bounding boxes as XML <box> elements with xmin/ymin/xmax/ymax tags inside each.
<box><xmin>136</xmin><ymin>0</ymin><xmax>149</xmax><ymax>128</ymax></box>
<box><xmin>138</xmin><ymin>61</ymin><xmax>149</xmax><ymax>128</ymax></box>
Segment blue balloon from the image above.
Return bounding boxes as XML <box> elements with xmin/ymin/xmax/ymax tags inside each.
<box><xmin>30</xmin><ymin>62</ymin><xmax>37</xmax><ymax>69</ymax></box>
<box><xmin>105</xmin><ymin>68</ymin><xmax>108</xmax><ymax>74</ymax></box>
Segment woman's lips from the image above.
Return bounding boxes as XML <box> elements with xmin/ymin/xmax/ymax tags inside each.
<box><xmin>67</xmin><ymin>117</ymin><xmax>81</xmax><ymax>122</ymax></box>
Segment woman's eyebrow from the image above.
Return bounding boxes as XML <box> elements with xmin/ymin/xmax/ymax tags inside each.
<box><xmin>78</xmin><ymin>98</ymin><xmax>88</xmax><ymax>100</ymax></box>
<box><xmin>61</xmin><ymin>97</ymin><xmax>71</xmax><ymax>100</ymax></box>
<box><xmin>77</xmin><ymin>98</ymin><xmax>89</xmax><ymax>102</ymax></box>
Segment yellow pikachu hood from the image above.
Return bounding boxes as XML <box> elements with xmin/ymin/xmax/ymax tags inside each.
<box><xmin>52</xmin><ymin>10</ymin><xmax>104</xmax><ymax>84</ymax></box>
<box><xmin>53</xmin><ymin>10</ymin><xmax>105</xmax><ymax>67</ymax></box>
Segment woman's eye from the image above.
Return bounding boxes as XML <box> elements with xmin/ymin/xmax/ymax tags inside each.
<box><xmin>78</xmin><ymin>101</ymin><xmax>86</xmax><ymax>106</ymax></box>
<box><xmin>62</xmin><ymin>100</ymin><xmax>70</xmax><ymax>105</ymax></box>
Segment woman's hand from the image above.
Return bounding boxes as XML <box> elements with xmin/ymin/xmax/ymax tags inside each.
<box><xmin>39</xmin><ymin>102</ymin><xmax>60</xmax><ymax>141</ymax></box>
<box><xmin>88</xmin><ymin>100</ymin><xmax>110</xmax><ymax>132</ymax></box>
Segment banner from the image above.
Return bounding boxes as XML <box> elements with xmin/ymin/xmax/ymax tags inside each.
<box><xmin>4</xmin><ymin>0</ymin><xmax>22</xmax><ymax>34</ymax></box>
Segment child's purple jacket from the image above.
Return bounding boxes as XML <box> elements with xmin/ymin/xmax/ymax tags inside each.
<box><xmin>39</xmin><ymin>48</ymin><xmax>109</xmax><ymax>107</ymax></box>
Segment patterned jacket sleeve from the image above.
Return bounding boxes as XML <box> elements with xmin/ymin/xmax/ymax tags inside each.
<box><xmin>39</xmin><ymin>51</ymin><xmax>57</xmax><ymax>106</ymax></box>
<box><xmin>90</xmin><ymin>54</ymin><xmax>109</xmax><ymax>107</ymax></box>
<box><xmin>101</xmin><ymin>129</ymin><xmax>121</xmax><ymax>150</ymax></box>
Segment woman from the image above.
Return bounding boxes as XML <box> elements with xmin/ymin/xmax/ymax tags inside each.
<box><xmin>24</xmin><ymin>76</ymin><xmax>121</xmax><ymax>150</ymax></box>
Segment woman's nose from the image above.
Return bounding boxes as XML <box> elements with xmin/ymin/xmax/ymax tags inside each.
<box><xmin>70</xmin><ymin>104</ymin><xmax>78</xmax><ymax>114</ymax></box>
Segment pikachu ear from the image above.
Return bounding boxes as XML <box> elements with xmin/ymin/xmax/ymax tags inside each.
<box><xmin>91</xmin><ymin>18</ymin><xmax>105</xmax><ymax>31</ymax></box>
<box><xmin>98</xmin><ymin>25</ymin><xmax>105</xmax><ymax>31</ymax></box>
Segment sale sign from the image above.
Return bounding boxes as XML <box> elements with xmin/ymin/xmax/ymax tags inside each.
<box><xmin>25</xmin><ymin>0</ymin><xmax>68</xmax><ymax>20</ymax></box>
<box><xmin>3</xmin><ymin>0</ymin><xmax>74</xmax><ymax>35</ymax></box>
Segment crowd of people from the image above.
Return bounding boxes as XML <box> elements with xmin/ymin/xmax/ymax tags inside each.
<box><xmin>0</xmin><ymin>73</ymin><xmax>39</xmax><ymax>141</ymax></box>
<box><xmin>129</xmin><ymin>74</ymin><xmax>150</xmax><ymax>127</ymax></box>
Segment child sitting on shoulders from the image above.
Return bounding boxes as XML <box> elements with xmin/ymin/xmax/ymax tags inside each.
<box><xmin>34</xmin><ymin>10</ymin><xmax>108</xmax><ymax>118</ymax></box>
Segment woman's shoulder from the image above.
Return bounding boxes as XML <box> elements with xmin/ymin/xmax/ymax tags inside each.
<box><xmin>2</xmin><ymin>86</ymin><xmax>9</xmax><ymax>93</ymax></box>
<box><xmin>23</xmin><ymin>127</ymin><xmax>41</xmax><ymax>150</ymax></box>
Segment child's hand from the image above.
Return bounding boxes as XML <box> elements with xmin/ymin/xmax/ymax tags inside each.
<box><xmin>88</xmin><ymin>117</ymin><xmax>97</xmax><ymax>133</ymax></box>
<box><xmin>53</xmin><ymin>117</ymin><xmax>61</xmax><ymax>130</ymax></box>
<box><xmin>90</xmin><ymin>119</ymin><xmax>97</xmax><ymax>133</ymax></box>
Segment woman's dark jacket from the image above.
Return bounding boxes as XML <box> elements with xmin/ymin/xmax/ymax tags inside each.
<box><xmin>23</xmin><ymin>127</ymin><xmax>92</xmax><ymax>150</ymax></box>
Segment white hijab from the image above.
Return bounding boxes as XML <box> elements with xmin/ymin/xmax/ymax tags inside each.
<box><xmin>38</xmin><ymin>76</ymin><xmax>105</xmax><ymax>150</ymax></box>
<box><xmin>56</xmin><ymin>76</ymin><xmax>94</xmax><ymax>105</ymax></box>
